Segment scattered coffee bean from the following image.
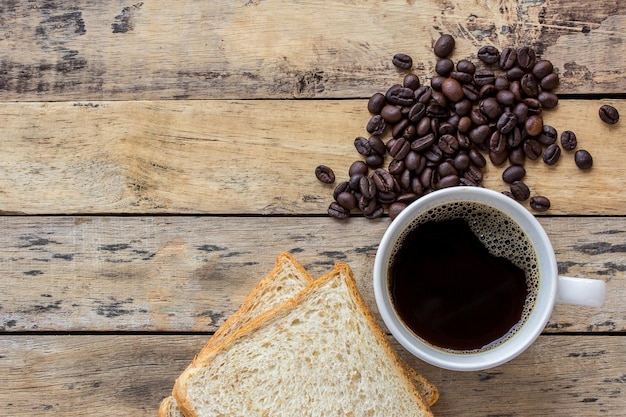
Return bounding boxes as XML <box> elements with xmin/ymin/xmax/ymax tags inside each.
<box><xmin>560</xmin><ymin>130</ymin><xmax>577</xmax><ymax>151</ymax></box>
<box><xmin>530</xmin><ymin>196</ymin><xmax>551</xmax><ymax>212</ymax></box>
<box><xmin>599</xmin><ymin>104</ymin><xmax>619</xmax><ymax>125</ymax></box>
<box><xmin>574</xmin><ymin>149</ymin><xmax>593</xmax><ymax>170</ymax></box>
<box><xmin>328</xmin><ymin>202</ymin><xmax>349</xmax><ymax>219</ymax></box>
<box><xmin>392</xmin><ymin>53</ymin><xmax>413</xmax><ymax>69</ymax></box>
<box><xmin>433</xmin><ymin>34</ymin><xmax>455</xmax><ymax>58</ymax></box>
<box><xmin>510</xmin><ymin>181</ymin><xmax>530</xmax><ymax>201</ymax></box>
<box><xmin>502</xmin><ymin>165</ymin><xmax>526</xmax><ymax>184</ymax></box>
<box><xmin>542</xmin><ymin>143</ymin><xmax>561</xmax><ymax>165</ymax></box>
<box><xmin>318</xmin><ymin>39</ymin><xmax>599</xmax><ymax>219</ymax></box>
<box><xmin>477</xmin><ymin>45</ymin><xmax>499</xmax><ymax>64</ymax></box>
<box><xmin>315</xmin><ymin>165</ymin><xmax>335</xmax><ymax>184</ymax></box>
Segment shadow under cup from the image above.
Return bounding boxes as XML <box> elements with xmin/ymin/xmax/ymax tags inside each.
<box><xmin>373</xmin><ymin>187</ymin><xmax>559</xmax><ymax>371</ymax></box>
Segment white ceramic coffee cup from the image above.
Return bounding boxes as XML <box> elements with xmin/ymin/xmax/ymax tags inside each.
<box><xmin>373</xmin><ymin>187</ymin><xmax>606</xmax><ymax>371</ymax></box>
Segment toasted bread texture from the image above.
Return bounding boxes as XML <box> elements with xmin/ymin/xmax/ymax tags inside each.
<box><xmin>172</xmin><ymin>262</ymin><xmax>433</xmax><ymax>417</ymax></box>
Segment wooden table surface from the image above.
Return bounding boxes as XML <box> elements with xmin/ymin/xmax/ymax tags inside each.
<box><xmin>1</xmin><ymin>1</ymin><xmax>625</xmax><ymax>416</ymax></box>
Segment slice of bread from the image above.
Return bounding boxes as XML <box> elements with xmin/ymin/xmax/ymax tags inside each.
<box><xmin>172</xmin><ymin>262</ymin><xmax>434</xmax><ymax>417</ymax></box>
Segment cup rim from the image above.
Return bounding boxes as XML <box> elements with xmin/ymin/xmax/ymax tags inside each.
<box><xmin>373</xmin><ymin>187</ymin><xmax>558</xmax><ymax>371</ymax></box>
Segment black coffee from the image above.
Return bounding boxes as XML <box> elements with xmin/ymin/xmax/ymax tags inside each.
<box><xmin>389</xmin><ymin>202</ymin><xmax>539</xmax><ymax>352</ymax></box>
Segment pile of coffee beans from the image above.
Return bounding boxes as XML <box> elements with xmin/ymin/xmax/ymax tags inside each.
<box><xmin>317</xmin><ymin>35</ymin><xmax>611</xmax><ymax>220</ymax></box>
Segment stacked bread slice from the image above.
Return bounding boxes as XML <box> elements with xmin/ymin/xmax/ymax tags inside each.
<box><xmin>160</xmin><ymin>253</ymin><xmax>437</xmax><ymax>417</ymax></box>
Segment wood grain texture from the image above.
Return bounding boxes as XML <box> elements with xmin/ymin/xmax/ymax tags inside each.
<box><xmin>0</xmin><ymin>216</ymin><xmax>622</xmax><ymax>333</ymax></box>
<box><xmin>0</xmin><ymin>335</ymin><xmax>623</xmax><ymax>417</ymax></box>
<box><xmin>1</xmin><ymin>99</ymin><xmax>624</xmax><ymax>215</ymax></box>
<box><xmin>0</xmin><ymin>0</ymin><xmax>624</xmax><ymax>100</ymax></box>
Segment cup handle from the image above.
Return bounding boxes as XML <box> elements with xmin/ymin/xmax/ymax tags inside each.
<box><xmin>556</xmin><ymin>276</ymin><xmax>606</xmax><ymax>307</ymax></box>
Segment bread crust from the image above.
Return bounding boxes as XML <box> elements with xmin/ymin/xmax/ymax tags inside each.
<box><xmin>173</xmin><ymin>260</ymin><xmax>433</xmax><ymax>417</ymax></box>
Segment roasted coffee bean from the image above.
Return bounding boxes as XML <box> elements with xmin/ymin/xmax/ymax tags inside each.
<box><xmin>348</xmin><ymin>160</ymin><xmax>368</xmax><ymax>177</ymax></box>
<box><xmin>365</xmin><ymin>153</ymin><xmax>385</xmax><ymax>168</ymax></box>
<box><xmin>365</xmin><ymin>137</ymin><xmax>384</xmax><ymax>157</ymax></box>
<box><xmin>450</xmin><ymin>70</ymin><xmax>474</xmax><ymax>84</ymax></box>
<box><xmin>380</xmin><ymin>104</ymin><xmax>403</xmax><ymax>123</ymax></box>
<box><xmin>391</xmin><ymin>118</ymin><xmax>411</xmax><ymax>139</ymax></box>
<box><xmin>496</xmin><ymin>89</ymin><xmax>515</xmax><ymax>106</ymax></box>
<box><xmin>423</xmin><ymin>144</ymin><xmax>443</xmax><ymax>163</ymax></box>
<box><xmin>367</xmin><ymin>92</ymin><xmax>386</xmax><ymax>114</ymax></box>
<box><xmin>419</xmin><ymin>167</ymin><xmax>433</xmax><ymax>188</ymax></box>
<box><xmin>453</xmin><ymin>99</ymin><xmax>472</xmax><ymax>117</ymax></box>
<box><xmin>408</xmin><ymin>102</ymin><xmax>427</xmax><ymax>122</ymax></box>
<box><xmin>414</xmin><ymin>86</ymin><xmax>433</xmax><ymax>103</ymax></box>
<box><xmin>437</xmin><ymin>161</ymin><xmax>458</xmax><ymax>178</ymax></box>
<box><xmin>438</xmin><ymin>122</ymin><xmax>456</xmax><ymax>136</ymax></box>
<box><xmin>437</xmin><ymin>174</ymin><xmax>460</xmax><ymax>189</ymax></box>
<box><xmin>469</xmin><ymin>124</ymin><xmax>492</xmax><ymax>145</ymax></box>
<box><xmin>328</xmin><ymin>202</ymin><xmax>349</xmax><ymax>219</ymax></box>
<box><xmin>488</xmin><ymin>132</ymin><xmax>508</xmax><ymax>165</ymax></box>
<box><xmin>478</xmin><ymin>45</ymin><xmax>500</xmax><ymax>64</ymax></box>
<box><xmin>441</xmin><ymin>77</ymin><xmax>464</xmax><ymax>102</ymax></box>
<box><xmin>411</xmin><ymin>133</ymin><xmax>436</xmax><ymax>152</ymax></box>
<box><xmin>404</xmin><ymin>151</ymin><xmax>422</xmax><ymax>171</ymax></box>
<box><xmin>480</xmin><ymin>97</ymin><xmax>502</xmax><ymax>120</ymax></box>
<box><xmin>388</xmin><ymin>202</ymin><xmax>408</xmax><ymax>220</ymax></box>
<box><xmin>542</xmin><ymin>143</ymin><xmax>561</xmax><ymax>165</ymax></box>
<box><xmin>403</xmin><ymin>73</ymin><xmax>421</xmax><ymax>90</ymax></box>
<box><xmin>479</xmin><ymin>83</ymin><xmax>497</xmax><ymax>99</ymax></box>
<box><xmin>599</xmin><ymin>104</ymin><xmax>620</xmax><ymax>124</ymax></box>
<box><xmin>387</xmin><ymin>87</ymin><xmax>415</xmax><ymax>106</ymax></box>
<box><xmin>532</xmin><ymin>60</ymin><xmax>554</xmax><ymax>79</ymax></box>
<box><xmin>456</xmin><ymin>59</ymin><xmax>476</xmax><ymax>74</ymax></box>
<box><xmin>510</xmin><ymin>181</ymin><xmax>530</xmax><ymax>201</ymax></box>
<box><xmin>524</xmin><ymin>98</ymin><xmax>542</xmax><ymax>116</ymax></box>
<box><xmin>459</xmin><ymin>177</ymin><xmax>478</xmax><ymax>187</ymax></box>
<box><xmin>560</xmin><ymin>130</ymin><xmax>577</xmax><ymax>151</ymax></box>
<box><xmin>336</xmin><ymin>191</ymin><xmax>357</xmax><ymax>210</ymax></box>
<box><xmin>359</xmin><ymin>175</ymin><xmax>377</xmax><ymax>199</ymax></box>
<box><xmin>523</xmin><ymin>138</ymin><xmax>542</xmax><ymax>160</ymax></box>
<box><xmin>349</xmin><ymin>173</ymin><xmax>364</xmax><ymax>191</ymax></box>
<box><xmin>462</xmin><ymin>84</ymin><xmax>480</xmax><ymax>101</ymax></box>
<box><xmin>497</xmin><ymin>111</ymin><xmax>518</xmax><ymax>134</ymax></box>
<box><xmin>502</xmin><ymin>190</ymin><xmax>515</xmax><ymax>199</ymax></box>
<box><xmin>574</xmin><ymin>149</ymin><xmax>593</xmax><ymax>169</ymax></box>
<box><xmin>430</xmin><ymin>76</ymin><xmax>446</xmax><ymax>91</ymax></box>
<box><xmin>457</xmin><ymin>116</ymin><xmax>472</xmax><ymax>134</ymax></box>
<box><xmin>509</xmin><ymin>81</ymin><xmax>522</xmax><ymax>102</ymax></box>
<box><xmin>364</xmin><ymin>205</ymin><xmax>385</xmax><ymax>219</ymax></box>
<box><xmin>388</xmin><ymin>159</ymin><xmax>405</xmax><ymax>176</ymax></box>
<box><xmin>366</xmin><ymin>114</ymin><xmax>387</xmax><ymax>135</ymax></box>
<box><xmin>494</xmin><ymin>76</ymin><xmax>510</xmax><ymax>91</ymax></box>
<box><xmin>426</xmin><ymin>103</ymin><xmax>450</xmax><ymax>118</ymax></box>
<box><xmin>333</xmin><ymin>181</ymin><xmax>350</xmax><ymax>200</ymax></box>
<box><xmin>416</xmin><ymin>117</ymin><xmax>432</xmax><ymax>136</ymax></box>
<box><xmin>540</xmin><ymin>72</ymin><xmax>559</xmax><ymax>91</ymax></box>
<box><xmin>506</xmin><ymin>127</ymin><xmax>523</xmax><ymax>148</ymax></box>
<box><xmin>396</xmin><ymin>192</ymin><xmax>419</xmax><ymax>205</ymax></box>
<box><xmin>468</xmin><ymin>147</ymin><xmax>487</xmax><ymax>168</ymax></box>
<box><xmin>525</xmin><ymin>114</ymin><xmax>544</xmax><ymax>136</ymax></box>
<box><xmin>473</xmin><ymin>69</ymin><xmax>495</xmax><ymax>86</ymax></box>
<box><xmin>470</xmin><ymin>108</ymin><xmax>488</xmax><ymax>126</ymax></box>
<box><xmin>506</xmin><ymin>66</ymin><xmax>525</xmax><ymax>81</ymax></box>
<box><xmin>354</xmin><ymin>136</ymin><xmax>371</xmax><ymax>156</ymax></box>
<box><xmin>537</xmin><ymin>125</ymin><xmax>557</xmax><ymax>146</ymax></box>
<box><xmin>438</xmin><ymin>134</ymin><xmax>459</xmax><ymax>155</ymax></box>
<box><xmin>512</xmin><ymin>103</ymin><xmax>529</xmax><ymax>126</ymax></box>
<box><xmin>434</xmin><ymin>34</ymin><xmax>455</xmax><ymax>58</ymax></box>
<box><xmin>397</xmin><ymin>169</ymin><xmax>412</xmax><ymax>191</ymax></box>
<box><xmin>457</xmin><ymin>132</ymin><xmax>471</xmax><ymax>149</ymax></box>
<box><xmin>315</xmin><ymin>165</ymin><xmax>335</xmax><ymax>184</ymax></box>
<box><xmin>530</xmin><ymin>196</ymin><xmax>551</xmax><ymax>212</ymax></box>
<box><xmin>453</xmin><ymin>152</ymin><xmax>471</xmax><ymax>170</ymax></box>
<box><xmin>372</xmin><ymin>168</ymin><xmax>395</xmax><ymax>192</ymax></box>
<box><xmin>520</xmin><ymin>73</ymin><xmax>539</xmax><ymax>98</ymax></box>
<box><xmin>378</xmin><ymin>190</ymin><xmax>398</xmax><ymax>204</ymax></box>
<box><xmin>435</xmin><ymin>58</ymin><xmax>455</xmax><ymax>76</ymax></box>
<box><xmin>499</xmin><ymin>47</ymin><xmax>517</xmax><ymax>70</ymax></box>
<box><xmin>508</xmin><ymin>147</ymin><xmax>526</xmax><ymax>166</ymax></box>
<box><xmin>538</xmin><ymin>91</ymin><xmax>558</xmax><ymax>109</ymax></box>
<box><xmin>502</xmin><ymin>165</ymin><xmax>526</xmax><ymax>184</ymax></box>
<box><xmin>464</xmin><ymin>164</ymin><xmax>483</xmax><ymax>184</ymax></box>
<box><xmin>392</xmin><ymin>53</ymin><xmax>413</xmax><ymax>69</ymax></box>
<box><xmin>516</xmin><ymin>46</ymin><xmax>536</xmax><ymax>70</ymax></box>
<box><xmin>389</xmin><ymin>137</ymin><xmax>411</xmax><ymax>160</ymax></box>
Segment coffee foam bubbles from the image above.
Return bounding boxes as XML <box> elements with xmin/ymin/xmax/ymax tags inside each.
<box><xmin>390</xmin><ymin>200</ymin><xmax>540</xmax><ymax>352</ymax></box>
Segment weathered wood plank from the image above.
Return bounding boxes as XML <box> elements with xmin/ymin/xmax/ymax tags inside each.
<box><xmin>0</xmin><ymin>0</ymin><xmax>624</xmax><ymax>100</ymax></box>
<box><xmin>0</xmin><ymin>335</ymin><xmax>623</xmax><ymax>416</ymax></box>
<box><xmin>0</xmin><ymin>99</ymin><xmax>624</xmax><ymax>215</ymax></box>
<box><xmin>0</xmin><ymin>216</ymin><xmax>622</xmax><ymax>333</ymax></box>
